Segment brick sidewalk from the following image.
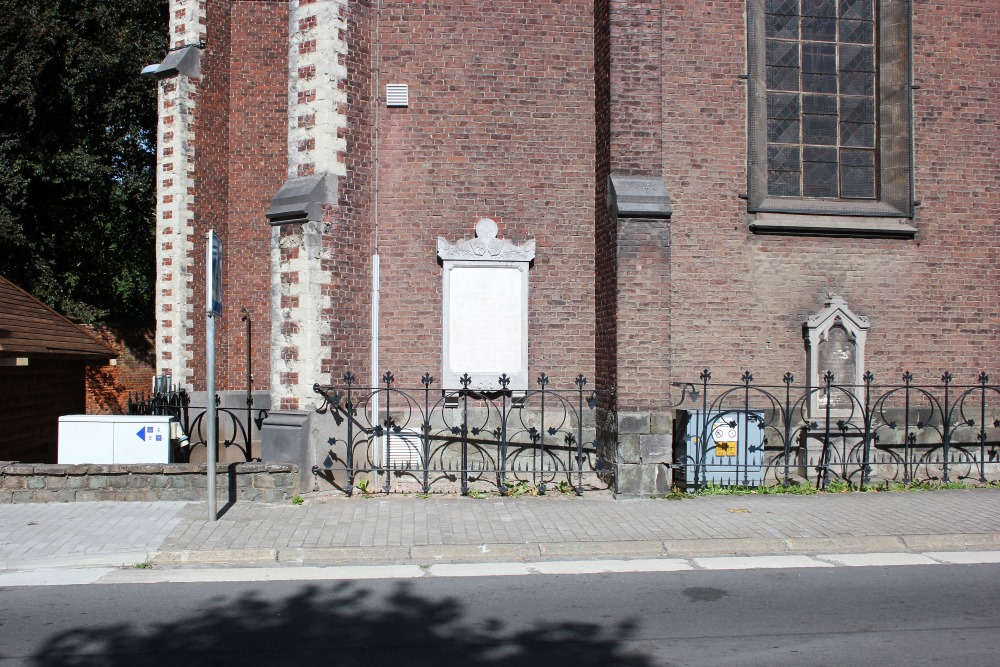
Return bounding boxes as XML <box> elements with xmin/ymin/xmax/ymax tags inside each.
<box><xmin>2</xmin><ymin>490</ymin><xmax>999</xmax><ymax>570</ymax></box>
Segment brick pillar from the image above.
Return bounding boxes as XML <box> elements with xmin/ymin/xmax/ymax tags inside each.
<box><xmin>609</xmin><ymin>175</ymin><xmax>673</xmax><ymax>495</ymax></box>
<box><xmin>154</xmin><ymin>0</ymin><xmax>207</xmax><ymax>388</ymax></box>
<box><xmin>269</xmin><ymin>0</ymin><xmax>351</xmax><ymax>411</ymax></box>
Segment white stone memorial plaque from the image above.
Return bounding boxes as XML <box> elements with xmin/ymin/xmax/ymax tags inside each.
<box><xmin>438</xmin><ymin>219</ymin><xmax>535</xmax><ymax>391</ymax></box>
<box><xmin>448</xmin><ymin>266</ymin><xmax>522</xmax><ymax>373</ymax></box>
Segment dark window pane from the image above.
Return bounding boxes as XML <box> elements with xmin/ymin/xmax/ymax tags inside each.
<box><xmin>767</xmin><ymin>40</ymin><xmax>800</xmax><ymax>67</ymax></box>
<box><xmin>768</xmin><ymin>145</ymin><xmax>802</xmax><ymax>197</ymax></box>
<box><xmin>840</xmin><ymin>122</ymin><xmax>875</xmax><ymax>147</ymax></box>
<box><xmin>767</xmin><ymin>13</ymin><xmax>799</xmax><ymax>39</ymax></box>
<box><xmin>767</xmin><ymin>65</ymin><xmax>800</xmax><ymax>91</ymax></box>
<box><xmin>840</xmin><ymin>19</ymin><xmax>873</xmax><ymax>44</ymax></box>
<box><xmin>841</xmin><ymin>165</ymin><xmax>876</xmax><ymax>197</ymax></box>
<box><xmin>803</xmin><ymin>43</ymin><xmax>836</xmax><ymax>73</ymax></box>
<box><xmin>804</xmin><ymin>160</ymin><xmax>839</xmax><ymax>197</ymax></box>
<box><xmin>840</xmin><ymin>96</ymin><xmax>875</xmax><ymax>123</ymax></box>
<box><xmin>767</xmin><ymin>0</ymin><xmax>799</xmax><ymax>16</ymax></box>
<box><xmin>803</xmin><ymin>94</ymin><xmax>837</xmax><ymax>115</ymax></box>
<box><xmin>840</xmin><ymin>70</ymin><xmax>874</xmax><ymax>95</ymax></box>
<box><xmin>803</xmin><ymin>114</ymin><xmax>838</xmax><ymax>144</ymax></box>
<box><xmin>841</xmin><ymin>151</ymin><xmax>875</xmax><ymax>198</ymax></box>
<box><xmin>803</xmin><ymin>0</ymin><xmax>837</xmax><ymax>17</ymax></box>
<box><xmin>802</xmin><ymin>16</ymin><xmax>837</xmax><ymax>41</ymax></box>
<box><xmin>841</xmin><ymin>148</ymin><xmax>874</xmax><ymax>167</ymax></box>
<box><xmin>840</xmin><ymin>45</ymin><xmax>875</xmax><ymax>73</ymax></box>
<box><xmin>767</xmin><ymin>92</ymin><xmax>800</xmax><ymax>119</ymax></box>
<box><xmin>840</xmin><ymin>0</ymin><xmax>873</xmax><ymax>21</ymax></box>
<box><xmin>769</xmin><ymin>170</ymin><xmax>802</xmax><ymax>196</ymax></box>
<box><xmin>803</xmin><ymin>73</ymin><xmax>836</xmax><ymax>93</ymax></box>
<box><xmin>769</xmin><ymin>145</ymin><xmax>801</xmax><ymax>171</ymax></box>
<box><xmin>769</xmin><ymin>118</ymin><xmax>801</xmax><ymax>143</ymax></box>
<box><xmin>803</xmin><ymin>146</ymin><xmax>837</xmax><ymax>163</ymax></box>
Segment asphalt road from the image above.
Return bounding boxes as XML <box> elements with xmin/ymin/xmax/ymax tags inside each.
<box><xmin>2</xmin><ymin>564</ymin><xmax>998</xmax><ymax>666</ymax></box>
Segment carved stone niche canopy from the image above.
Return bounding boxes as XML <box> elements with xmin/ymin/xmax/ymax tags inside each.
<box><xmin>437</xmin><ymin>218</ymin><xmax>535</xmax><ymax>392</ymax></box>
<box><xmin>804</xmin><ymin>295</ymin><xmax>870</xmax><ymax>417</ymax></box>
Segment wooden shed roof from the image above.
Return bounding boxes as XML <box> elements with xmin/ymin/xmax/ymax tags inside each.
<box><xmin>0</xmin><ymin>276</ymin><xmax>116</xmax><ymax>362</ymax></box>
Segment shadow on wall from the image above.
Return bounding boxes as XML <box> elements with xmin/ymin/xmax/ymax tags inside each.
<box><xmin>84</xmin><ymin>323</ymin><xmax>155</xmax><ymax>414</ymax></box>
<box><xmin>22</xmin><ymin>581</ymin><xmax>653</xmax><ymax>666</ymax></box>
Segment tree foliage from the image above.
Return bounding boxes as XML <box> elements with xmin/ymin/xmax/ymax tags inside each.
<box><xmin>0</xmin><ymin>0</ymin><xmax>167</xmax><ymax>322</ymax></box>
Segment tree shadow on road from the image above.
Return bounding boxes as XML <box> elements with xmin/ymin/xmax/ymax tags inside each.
<box><xmin>26</xmin><ymin>579</ymin><xmax>657</xmax><ymax>666</ymax></box>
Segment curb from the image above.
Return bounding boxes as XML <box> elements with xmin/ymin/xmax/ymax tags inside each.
<box><xmin>144</xmin><ymin>533</ymin><xmax>1000</xmax><ymax>568</ymax></box>
<box><xmin>0</xmin><ymin>550</ymin><xmax>153</xmax><ymax>572</ymax></box>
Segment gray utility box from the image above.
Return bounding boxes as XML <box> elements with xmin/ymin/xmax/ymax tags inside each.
<box><xmin>674</xmin><ymin>410</ymin><xmax>765</xmax><ymax>490</ymax></box>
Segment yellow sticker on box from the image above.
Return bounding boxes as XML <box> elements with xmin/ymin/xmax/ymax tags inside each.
<box><xmin>715</xmin><ymin>441</ymin><xmax>737</xmax><ymax>457</ymax></box>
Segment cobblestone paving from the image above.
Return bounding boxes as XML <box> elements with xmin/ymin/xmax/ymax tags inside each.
<box><xmin>158</xmin><ymin>490</ymin><xmax>1000</xmax><ymax>550</ymax></box>
<box><xmin>0</xmin><ymin>501</ymin><xmax>186</xmax><ymax>566</ymax></box>
<box><xmin>1</xmin><ymin>491</ymin><xmax>998</xmax><ymax>567</ymax></box>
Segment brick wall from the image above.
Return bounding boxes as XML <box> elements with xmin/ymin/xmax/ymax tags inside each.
<box><xmin>219</xmin><ymin>1</ymin><xmax>288</xmax><ymax>393</ymax></box>
<box><xmin>594</xmin><ymin>0</ymin><xmax>615</xmax><ymax>393</ymax></box>
<box><xmin>328</xmin><ymin>0</ymin><xmax>375</xmax><ymax>385</ymax></box>
<box><xmin>183</xmin><ymin>1</ymin><xmax>287</xmax><ymax>395</ymax></box>
<box><xmin>610</xmin><ymin>0</ymin><xmax>663</xmax><ymax>176</ymax></box>
<box><xmin>185</xmin><ymin>0</ymin><xmax>229</xmax><ymax>392</ymax></box>
<box><xmin>661</xmin><ymin>1</ymin><xmax>1000</xmax><ymax>388</ymax></box>
<box><xmin>0</xmin><ymin>360</ymin><xmax>86</xmax><ymax>464</ymax></box>
<box><xmin>84</xmin><ymin>324</ymin><xmax>155</xmax><ymax>414</ymax></box>
<box><xmin>373</xmin><ymin>1</ymin><xmax>598</xmax><ymax>385</ymax></box>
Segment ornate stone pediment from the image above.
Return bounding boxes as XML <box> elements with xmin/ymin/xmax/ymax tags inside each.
<box><xmin>437</xmin><ymin>218</ymin><xmax>535</xmax><ymax>263</ymax></box>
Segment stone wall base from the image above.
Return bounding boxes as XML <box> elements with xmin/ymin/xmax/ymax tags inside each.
<box><xmin>0</xmin><ymin>462</ymin><xmax>299</xmax><ymax>504</ymax></box>
<box><xmin>610</xmin><ymin>410</ymin><xmax>674</xmax><ymax>496</ymax></box>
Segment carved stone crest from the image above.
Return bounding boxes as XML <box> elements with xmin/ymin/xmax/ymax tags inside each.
<box><xmin>437</xmin><ymin>218</ymin><xmax>536</xmax><ymax>263</ymax></box>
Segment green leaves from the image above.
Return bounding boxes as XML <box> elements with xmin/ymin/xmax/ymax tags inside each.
<box><xmin>0</xmin><ymin>0</ymin><xmax>167</xmax><ymax>322</ymax></box>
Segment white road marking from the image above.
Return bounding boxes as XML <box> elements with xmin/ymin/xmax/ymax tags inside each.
<box><xmin>97</xmin><ymin>564</ymin><xmax>425</xmax><ymax>584</ymax></box>
<box><xmin>530</xmin><ymin>559</ymin><xmax>691</xmax><ymax>575</ymax></box>
<box><xmin>817</xmin><ymin>552</ymin><xmax>937</xmax><ymax>567</ymax></box>
<box><xmin>2</xmin><ymin>552</ymin><xmax>999</xmax><ymax>587</ymax></box>
<box><xmin>428</xmin><ymin>563</ymin><xmax>533</xmax><ymax>578</ymax></box>
<box><xmin>922</xmin><ymin>551</ymin><xmax>1000</xmax><ymax>564</ymax></box>
<box><xmin>0</xmin><ymin>568</ymin><xmax>114</xmax><ymax>587</ymax></box>
<box><xmin>693</xmin><ymin>555</ymin><xmax>832</xmax><ymax>570</ymax></box>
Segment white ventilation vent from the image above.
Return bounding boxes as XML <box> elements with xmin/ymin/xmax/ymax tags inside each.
<box><xmin>386</xmin><ymin>429</ymin><xmax>422</xmax><ymax>468</ymax></box>
<box><xmin>386</xmin><ymin>84</ymin><xmax>409</xmax><ymax>107</ymax></box>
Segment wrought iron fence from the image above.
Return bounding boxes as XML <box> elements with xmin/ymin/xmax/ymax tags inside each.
<box><xmin>127</xmin><ymin>386</ymin><xmax>260</xmax><ymax>463</ymax></box>
<box><xmin>671</xmin><ymin>370</ymin><xmax>1000</xmax><ymax>491</ymax></box>
<box><xmin>312</xmin><ymin>372</ymin><xmax>615</xmax><ymax>496</ymax></box>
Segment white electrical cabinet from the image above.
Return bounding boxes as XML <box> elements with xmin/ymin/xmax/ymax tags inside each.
<box><xmin>58</xmin><ymin>415</ymin><xmax>177</xmax><ymax>464</ymax></box>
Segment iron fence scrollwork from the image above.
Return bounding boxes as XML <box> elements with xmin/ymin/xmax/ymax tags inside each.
<box><xmin>312</xmin><ymin>372</ymin><xmax>613</xmax><ymax>496</ymax></box>
<box><xmin>672</xmin><ymin>369</ymin><xmax>1000</xmax><ymax>491</ymax></box>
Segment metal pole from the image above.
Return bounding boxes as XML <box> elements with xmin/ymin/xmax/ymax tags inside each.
<box><xmin>206</xmin><ymin>231</ymin><xmax>219</xmax><ymax>522</ymax></box>
<box><xmin>241</xmin><ymin>307</ymin><xmax>253</xmax><ymax>461</ymax></box>
<box><xmin>207</xmin><ymin>310</ymin><xmax>217</xmax><ymax>521</ymax></box>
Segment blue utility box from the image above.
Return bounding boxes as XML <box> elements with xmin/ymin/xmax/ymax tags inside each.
<box><xmin>674</xmin><ymin>410</ymin><xmax>765</xmax><ymax>490</ymax></box>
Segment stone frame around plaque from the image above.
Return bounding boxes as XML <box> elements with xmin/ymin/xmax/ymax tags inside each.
<box><xmin>438</xmin><ymin>218</ymin><xmax>535</xmax><ymax>392</ymax></box>
<box><xmin>804</xmin><ymin>295</ymin><xmax>870</xmax><ymax>418</ymax></box>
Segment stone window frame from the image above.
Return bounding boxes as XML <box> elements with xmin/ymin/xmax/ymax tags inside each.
<box><xmin>746</xmin><ymin>0</ymin><xmax>917</xmax><ymax>237</ymax></box>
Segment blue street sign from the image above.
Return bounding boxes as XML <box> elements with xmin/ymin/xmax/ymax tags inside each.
<box><xmin>207</xmin><ymin>230</ymin><xmax>223</xmax><ymax>316</ymax></box>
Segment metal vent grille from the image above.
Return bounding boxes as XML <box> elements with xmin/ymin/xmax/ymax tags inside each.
<box><xmin>386</xmin><ymin>429</ymin><xmax>422</xmax><ymax>469</ymax></box>
<box><xmin>386</xmin><ymin>84</ymin><xmax>409</xmax><ymax>107</ymax></box>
